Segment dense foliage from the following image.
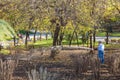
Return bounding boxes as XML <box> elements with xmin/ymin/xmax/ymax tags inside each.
<box><xmin>0</xmin><ymin>20</ymin><xmax>17</xmax><ymax>41</ymax></box>
<box><xmin>0</xmin><ymin>0</ymin><xmax>119</xmax><ymax>45</ymax></box>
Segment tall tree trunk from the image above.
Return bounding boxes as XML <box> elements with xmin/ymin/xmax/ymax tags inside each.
<box><xmin>0</xmin><ymin>45</ymin><xmax>2</xmax><ymax>51</ymax></box>
<box><xmin>12</xmin><ymin>22</ymin><xmax>16</xmax><ymax>46</ymax></box>
<box><xmin>13</xmin><ymin>36</ymin><xmax>16</xmax><ymax>46</ymax></box>
<box><xmin>33</xmin><ymin>30</ymin><xmax>37</xmax><ymax>43</ymax></box>
<box><xmin>90</xmin><ymin>35</ymin><xmax>93</xmax><ymax>48</ymax></box>
<box><xmin>25</xmin><ymin>31</ymin><xmax>29</xmax><ymax>48</ymax></box>
<box><xmin>69</xmin><ymin>32</ymin><xmax>74</xmax><ymax>46</ymax></box>
<box><xmin>75</xmin><ymin>32</ymin><xmax>79</xmax><ymax>46</ymax></box>
<box><xmin>40</xmin><ymin>33</ymin><xmax>42</xmax><ymax>41</ymax></box>
<box><xmin>87</xmin><ymin>38</ymin><xmax>89</xmax><ymax>47</ymax></box>
<box><xmin>53</xmin><ymin>24</ymin><xmax>60</xmax><ymax>46</ymax></box>
<box><xmin>46</xmin><ymin>32</ymin><xmax>48</xmax><ymax>40</ymax></box>
<box><xmin>82</xmin><ymin>34</ymin><xmax>85</xmax><ymax>46</ymax></box>
<box><xmin>59</xmin><ymin>33</ymin><xmax>64</xmax><ymax>45</ymax></box>
<box><xmin>106</xmin><ymin>31</ymin><xmax>109</xmax><ymax>44</ymax></box>
<box><xmin>86</xmin><ymin>32</ymin><xmax>89</xmax><ymax>47</ymax></box>
<box><xmin>69</xmin><ymin>27</ymin><xmax>77</xmax><ymax>46</ymax></box>
<box><xmin>51</xmin><ymin>32</ymin><xmax>54</xmax><ymax>39</ymax></box>
<box><xmin>93</xmin><ymin>30</ymin><xmax>96</xmax><ymax>48</ymax></box>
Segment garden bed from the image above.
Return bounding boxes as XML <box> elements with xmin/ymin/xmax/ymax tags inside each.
<box><xmin>0</xmin><ymin>48</ymin><xmax>120</xmax><ymax>80</ymax></box>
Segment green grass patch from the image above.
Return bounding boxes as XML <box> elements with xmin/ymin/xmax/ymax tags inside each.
<box><xmin>94</xmin><ymin>41</ymin><xmax>120</xmax><ymax>49</ymax></box>
<box><xmin>110</xmin><ymin>32</ymin><xmax>120</xmax><ymax>37</ymax></box>
<box><xmin>14</xmin><ymin>45</ymin><xmax>27</xmax><ymax>50</ymax></box>
<box><xmin>62</xmin><ymin>39</ymin><xmax>83</xmax><ymax>45</ymax></box>
<box><xmin>96</xmin><ymin>32</ymin><xmax>106</xmax><ymax>37</ymax></box>
<box><xmin>29</xmin><ymin>39</ymin><xmax>83</xmax><ymax>47</ymax></box>
<box><xmin>96</xmin><ymin>32</ymin><xmax>120</xmax><ymax>37</ymax></box>
<box><xmin>14</xmin><ymin>38</ymin><xmax>120</xmax><ymax>50</ymax></box>
<box><xmin>105</xmin><ymin>43</ymin><xmax>120</xmax><ymax>49</ymax></box>
<box><xmin>32</xmin><ymin>39</ymin><xmax>53</xmax><ymax>47</ymax></box>
<box><xmin>0</xmin><ymin>49</ymin><xmax>10</xmax><ymax>55</ymax></box>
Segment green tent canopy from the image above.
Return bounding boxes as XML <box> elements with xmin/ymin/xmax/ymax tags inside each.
<box><xmin>0</xmin><ymin>20</ymin><xmax>17</xmax><ymax>41</ymax></box>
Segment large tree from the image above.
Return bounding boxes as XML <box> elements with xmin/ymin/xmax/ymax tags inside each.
<box><xmin>0</xmin><ymin>0</ymin><xmax>119</xmax><ymax>47</ymax></box>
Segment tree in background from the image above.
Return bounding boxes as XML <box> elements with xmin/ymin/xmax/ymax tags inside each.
<box><xmin>0</xmin><ymin>0</ymin><xmax>119</xmax><ymax>47</ymax></box>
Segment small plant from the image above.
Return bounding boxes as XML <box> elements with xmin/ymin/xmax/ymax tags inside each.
<box><xmin>70</xmin><ymin>53</ymin><xmax>91</xmax><ymax>74</ymax></box>
<box><xmin>27</xmin><ymin>66</ymin><xmax>58</xmax><ymax>80</ymax></box>
<box><xmin>0</xmin><ymin>58</ymin><xmax>18</xmax><ymax>80</ymax></box>
<box><xmin>107</xmin><ymin>53</ymin><xmax>120</xmax><ymax>74</ymax></box>
<box><xmin>50</xmin><ymin>46</ymin><xmax>62</xmax><ymax>59</ymax></box>
<box><xmin>70</xmin><ymin>53</ymin><xmax>101</xmax><ymax>80</ymax></box>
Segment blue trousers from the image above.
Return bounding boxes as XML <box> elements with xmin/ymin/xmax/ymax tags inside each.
<box><xmin>98</xmin><ymin>50</ymin><xmax>104</xmax><ymax>64</ymax></box>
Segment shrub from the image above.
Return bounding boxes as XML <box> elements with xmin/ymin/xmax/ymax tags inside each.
<box><xmin>70</xmin><ymin>53</ymin><xmax>101</xmax><ymax>80</ymax></box>
<box><xmin>50</xmin><ymin>46</ymin><xmax>62</xmax><ymax>59</ymax></box>
<box><xmin>0</xmin><ymin>58</ymin><xmax>18</xmax><ymax>80</ymax></box>
<box><xmin>107</xmin><ymin>53</ymin><xmax>120</xmax><ymax>74</ymax></box>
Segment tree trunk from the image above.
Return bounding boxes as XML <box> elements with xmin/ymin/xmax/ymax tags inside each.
<box><xmin>0</xmin><ymin>45</ymin><xmax>2</xmax><ymax>51</ymax></box>
<box><xmin>13</xmin><ymin>36</ymin><xmax>16</xmax><ymax>46</ymax></box>
<box><xmin>93</xmin><ymin>30</ymin><xmax>96</xmax><ymax>48</ymax></box>
<box><xmin>86</xmin><ymin>32</ymin><xmax>89</xmax><ymax>47</ymax></box>
<box><xmin>25</xmin><ymin>31</ymin><xmax>29</xmax><ymax>48</ymax></box>
<box><xmin>69</xmin><ymin>32</ymin><xmax>74</xmax><ymax>46</ymax></box>
<box><xmin>75</xmin><ymin>32</ymin><xmax>79</xmax><ymax>46</ymax></box>
<box><xmin>53</xmin><ymin>24</ymin><xmax>60</xmax><ymax>46</ymax></box>
<box><xmin>82</xmin><ymin>34</ymin><xmax>85</xmax><ymax>46</ymax></box>
<box><xmin>46</xmin><ymin>33</ymin><xmax>48</xmax><ymax>40</ymax></box>
<box><xmin>51</xmin><ymin>32</ymin><xmax>54</xmax><ymax>39</ymax></box>
<box><xmin>59</xmin><ymin>33</ymin><xmax>64</xmax><ymax>45</ymax></box>
<box><xmin>40</xmin><ymin>33</ymin><xmax>42</xmax><ymax>41</ymax></box>
<box><xmin>69</xmin><ymin>28</ymin><xmax>76</xmax><ymax>46</ymax></box>
<box><xmin>106</xmin><ymin>31</ymin><xmax>109</xmax><ymax>44</ymax></box>
<box><xmin>33</xmin><ymin>30</ymin><xmax>37</xmax><ymax>43</ymax></box>
<box><xmin>90</xmin><ymin>35</ymin><xmax>92</xmax><ymax>48</ymax></box>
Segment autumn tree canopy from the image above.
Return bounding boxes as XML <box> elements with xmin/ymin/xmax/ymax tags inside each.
<box><xmin>0</xmin><ymin>0</ymin><xmax>119</xmax><ymax>46</ymax></box>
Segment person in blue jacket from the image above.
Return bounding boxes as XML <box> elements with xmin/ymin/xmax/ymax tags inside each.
<box><xmin>98</xmin><ymin>41</ymin><xmax>105</xmax><ymax>64</ymax></box>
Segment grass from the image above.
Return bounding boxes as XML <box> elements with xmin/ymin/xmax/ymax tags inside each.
<box><xmin>4</xmin><ymin>37</ymin><xmax>120</xmax><ymax>51</ymax></box>
<box><xmin>13</xmin><ymin>39</ymin><xmax>53</xmax><ymax>49</ymax></box>
<box><xmin>96</xmin><ymin>32</ymin><xmax>120</xmax><ymax>37</ymax></box>
<box><xmin>93</xmin><ymin>41</ymin><xmax>120</xmax><ymax>49</ymax></box>
<box><xmin>110</xmin><ymin>32</ymin><xmax>120</xmax><ymax>37</ymax></box>
<box><xmin>62</xmin><ymin>39</ymin><xmax>83</xmax><ymax>45</ymax></box>
<box><xmin>18</xmin><ymin>39</ymin><xmax>118</xmax><ymax>48</ymax></box>
<box><xmin>96</xmin><ymin>32</ymin><xmax>106</xmax><ymax>37</ymax></box>
<box><xmin>105</xmin><ymin>43</ymin><xmax>120</xmax><ymax>49</ymax></box>
<box><xmin>29</xmin><ymin>39</ymin><xmax>53</xmax><ymax>48</ymax></box>
<box><xmin>30</xmin><ymin>39</ymin><xmax>83</xmax><ymax>47</ymax></box>
<box><xmin>0</xmin><ymin>49</ymin><xmax>10</xmax><ymax>55</ymax></box>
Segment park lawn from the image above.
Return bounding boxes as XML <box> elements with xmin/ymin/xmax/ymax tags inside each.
<box><xmin>28</xmin><ymin>39</ymin><xmax>83</xmax><ymax>47</ymax></box>
<box><xmin>0</xmin><ymin>49</ymin><xmax>10</xmax><ymax>55</ymax></box>
<box><xmin>13</xmin><ymin>38</ymin><xmax>120</xmax><ymax>50</ymax></box>
<box><xmin>96</xmin><ymin>32</ymin><xmax>120</xmax><ymax>37</ymax></box>
<box><xmin>105</xmin><ymin>43</ymin><xmax>120</xmax><ymax>49</ymax></box>
<box><xmin>31</xmin><ymin>39</ymin><xmax>53</xmax><ymax>47</ymax></box>
<box><xmin>93</xmin><ymin>41</ymin><xmax>120</xmax><ymax>49</ymax></box>
<box><xmin>62</xmin><ymin>39</ymin><xmax>83</xmax><ymax>45</ymax></box>
<box><xmin>32</xmin><ymin>39</ymin><xmax>82</xmax><ymax>47</ymax></box>
<box><xmin>96</xmin><ymin>32</ymin><xmax>106</xmax><ymax>37</ymax></box>
<box><xmin>30</xmin><ymin>39</ymin><xmax>100</xmax><ymax>47</ymax></box>
<box><xmin>110</xmin><ymin>32</ymin><xmax>120</xmax><ymax>37</ymax></box>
